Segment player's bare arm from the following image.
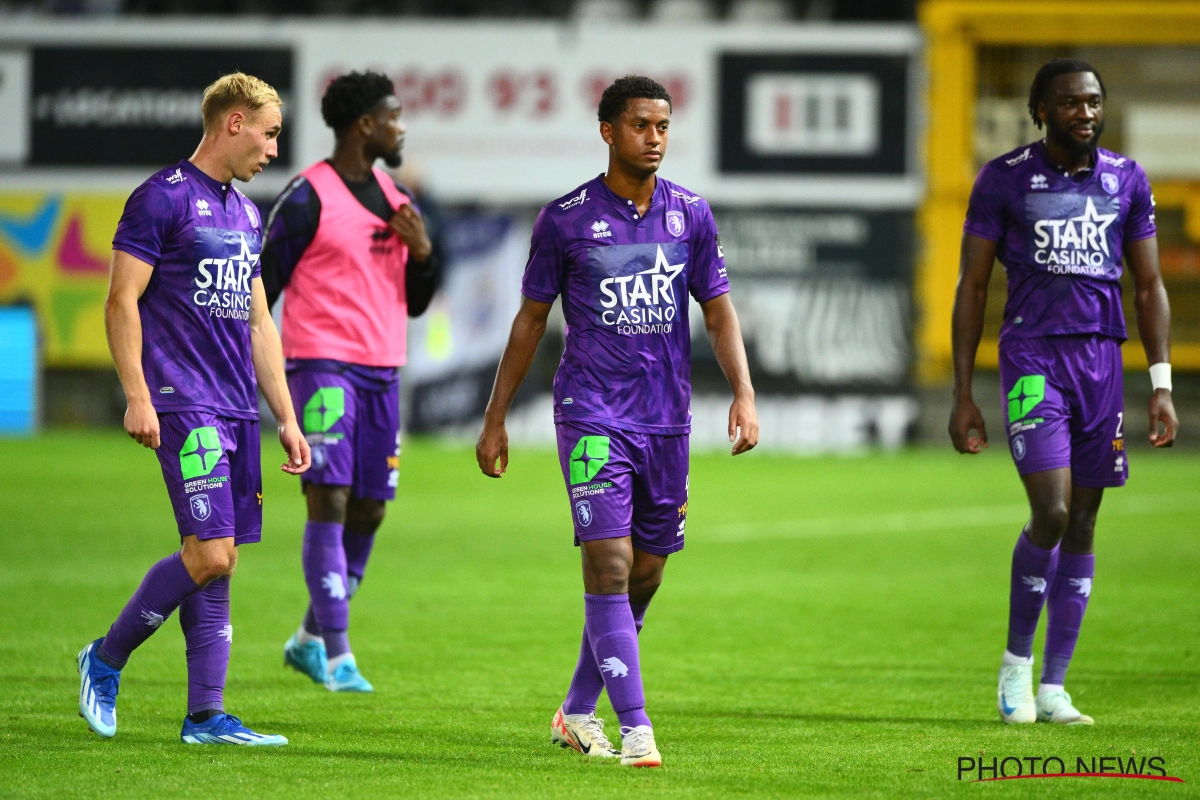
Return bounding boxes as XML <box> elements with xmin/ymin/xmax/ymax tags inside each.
<box><xmin>105</xmin><ymin>250</ymin><xmax>159</xmax><ymax>449</ymax></box>
<box><xmin>476</xmin><ymin>296</ymin><xmax>553</xmax><ymax>477</ymax></box>
<box><xmin>700</xmin><ymin>293</ymin><xmax>758</xmax><ymax>455</ymax></box>
<box><xmin>1125</xmin><ymin>236</ymin><xmax>1178</xmax><ymax>446</ymax></box>
<box><xmin>949</xmin><ymin>233</ymin><xmax>998</xmax><ymax>454</ymax></box>
<box><xmin>249</xmin><ymin>276</ymin><xmax>310</xmax><ymax>474</ymax></box>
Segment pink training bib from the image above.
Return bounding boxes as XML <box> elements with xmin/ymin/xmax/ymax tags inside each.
<box><xmin>281</xmin><ymin>160</ymin><xmax>410</xmax><ymax>366</ymax></box>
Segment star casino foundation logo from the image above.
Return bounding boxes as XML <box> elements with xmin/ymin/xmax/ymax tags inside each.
<box><xmin>304</xmin><ymin>387</ymin><xmax>346</xmax><ymax>433</ymax></box>
<box><xmin>1031</xmin><ymin>196</ymin><xmax>1118</xmax><ymax>275</ymax></box>
<box><xmin>179</xmin><ymin>426</ymin><xmax>222</xmax><ymax>480</ymax></box>
<box><xmin>569</xmin><ymin>435</ymin><xmax>610</xmax><ymax>485</ymax></box>
<box><xmin>597</xmin><ymin>244</ymin><xmax>685</xmax><ymax>334</ymax></box>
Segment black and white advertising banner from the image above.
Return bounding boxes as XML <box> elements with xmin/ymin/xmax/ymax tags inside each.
<box><xmin>29</xmin><ymin>46</ymin><xmax>293</xmax><ymax>167</ymax></box>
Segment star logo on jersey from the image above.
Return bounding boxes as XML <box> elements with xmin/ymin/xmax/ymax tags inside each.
<box><xmin>1030</xmin><ymin>194</ymin><xmax>1120</xmax><ymax>276</ymax></box>
<box><xmin>591</xmin><ymin>219</ymin><xmax>612</xmax><ymax>239</ymax></box>
<box><xmin>193</xmin><ymin>230</ymin><xmax>259</xmax><ymax>320</ymax></box>
<box><xmin>594</xmin><ymin>243</ymin><xmax>687</xmax><ymax>334</ymax></box>
<box><xmin>195</xmin><ymin>198</ymin><xmax>212</xmax><ymax>217</ymax></box>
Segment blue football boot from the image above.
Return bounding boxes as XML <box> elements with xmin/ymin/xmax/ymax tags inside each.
<box><xmin>325</xmin><ymin>654</ymin><xmax>373</xmax><ymax>693</ymax></box>
<box><xmin>77</xmin><ymin>639</ymin><xmax>119</xmax><ymax>738</ymax></box>
<box><xmin>180</xmin><ymin>713</ymin><xmax>288</xmax><ymax>746</ymax></box>
<box><xmin>283</xmin><ymin>632</ymin><xmax>327</xmax><ymax>684</ymax></box>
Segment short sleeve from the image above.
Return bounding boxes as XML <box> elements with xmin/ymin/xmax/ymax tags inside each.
<box><xmin>521</xmin><ymin>208</ymin><xmax>563</xmax><ymax>303</ymax></box>
<box><xmin>688</xmin><ymin>203</ymin><xmax>730</xmax><ymax>303</ymax></box>
<box><xmin>248</xmin><ymin>199</ymin><xmax>264</xmax><ymax>280</ymax></box>
<box><xmin>112</xmin><ymin>181</ymin><xmax>179</xmax><ymax>267</ymax></box>
<box><xmin>963</xmin><ymin>163</ymin><xmax>1007</xmax><ymax>242</ymax></box>
<box><xmin>1125</xmin><ymin>165</ymin><xmax>1157</xmax><ymax>242</ymax></box>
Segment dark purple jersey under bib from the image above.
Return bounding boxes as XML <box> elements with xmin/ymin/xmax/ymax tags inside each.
<box><xmin>522</xmin><ymin>175</ymin><xmax>729</xmax><ymax>435</ymax></box>
<box><xmin>964</xmin><ymin>142</ymin><xmax>1157</xmax><ymax>342</ymax></box>
<box><xmin>113</xmin><ymin>160</ymin><xmax>264</xmax><ymax>419</ymax></box>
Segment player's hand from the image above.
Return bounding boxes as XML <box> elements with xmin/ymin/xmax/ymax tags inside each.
<box><xmin>476</xmin><ymin>419</ymin><xmax>509</xmax><ymax>478</ymax></box>
<box><xmin>949</xmin><ymin>396</ymin><xmax>988</xmax><ymax>454</ymax></box>
<box><xmin>389</xmin><ymin>204</ymin><xmax>433</xmax><ymax>262</ymax></box>
<box><xmin>729</xmin><ymin>393</ymin><xmax>759</xmax><ymax>455</ymax></box>
<box><xmin>125</xmin><ymin>397</ymin><xmax>160</xmax><ymax>449</ymax></box>
<box><xmin>278</xmin><ymin>419</ymin><xmax>311</xmax><ymax>474</ymax></box>
<box><xmin>1148</xmin><ymin>389</ymin><xmax>1178</xmax><ymax>448</ymax></box>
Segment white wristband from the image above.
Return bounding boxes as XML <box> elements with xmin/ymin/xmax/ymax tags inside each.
<box><xmin>1149</xmin><ymin>362</ymin><xmax>1172</xmax><ymax>392</ymax></box>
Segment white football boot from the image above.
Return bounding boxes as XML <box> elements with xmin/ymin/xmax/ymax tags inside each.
<box><xmin>619</xmin><ymin>725</ymin><xmax>661</xmax><ymax>768</ymax></box>
<box><xmin>1036</xmin><ymin>688</ymin><xmax>1094</xmax><ymax>725</ymax></box>
<box><xmin>997</xmin><ymin>660</ymin><xmax>1037</xmax><ymax>724</ymax></box>
<box><xmin>551</xmin><ymin>706</ymin><xmax>619</xmax><ymax>758</ymax></box>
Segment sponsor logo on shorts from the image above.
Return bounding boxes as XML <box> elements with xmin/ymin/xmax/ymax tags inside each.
<box><xmin>1012</xmin><ymin>434</ymin><xmax>1027</xmax><ymax>461</ymax></box>
<box><xmin>304</xmin><ymin>387</ymin><xmax>345</xmax><ymax>433</ymax></box>
<box><xmin>1009</xmin><ymin>417</ymin><xmax>1043</xmax><ymax>434</ymax></box>
<box><xmin>179</xmin><ymin>426</ymin><xmax>222</xmax><ymax>480</ymax></box>
<box><xmin>1007</xmin><ymin>375</ymin><xmax>1045</xmax><ymax>422</ymax></box>
<box><xmin>571</xmin><ymin>480</ymin><xmax>612</xmax><ymax>500</ymax></box>
<box><xmin>190</xmin><ymin>492</ymin><xmax>213</xmax><ymax>521</ymax></box>
<box><xmin>184</xmin><ymin>475</ymin><xmax>229</xmax><ymax>495</ymax></box>
<box><xmin>569</xmin><ymin>436</ymin><xmax>610</xmax><ymax>485</ymax></box>
<box><xmin>575</xmin><ymin>499</ymin><xmax>593</xmax><ymax>527</ymax></box>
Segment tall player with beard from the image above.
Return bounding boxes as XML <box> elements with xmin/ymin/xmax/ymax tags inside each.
<box><xmin>261</xmin><ymin>72</ymin><xmax>439</xmax><ymax>693</ymax></box>
<box><xmin>78</xmin><ymin>73</ymin><xmax>310</xmax><ymax>745</ymax></box>
<box><xmin>477</xmin><ymin>76</ymin><xmax>758</xmax><ymax>766</ymax></box>
<box><xmin>950</xmin><ymin>59</ymin><xmax>1178</xmax><ymax>725</ymax></box>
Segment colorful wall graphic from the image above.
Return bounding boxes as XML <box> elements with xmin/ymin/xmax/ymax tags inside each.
<box><xmin>0</xmin><ymin>194</ymin><xmax>124</xmax><ymax>366</ymax></box>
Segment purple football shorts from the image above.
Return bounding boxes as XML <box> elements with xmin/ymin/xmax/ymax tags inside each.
<box><xmin>287</xmin><ymin>369</ymin><xmax>400</xmax><ymax>501</ymax></box>
<box><xmin>999</xmin><ymin>334</ymin><xmax>1127</xmax><ymax>488</ymax></box>
<box><xmin>155</xmin><ymin>412</ymin><xmax>262</xmax><ymax>545</ymax></box>
<box><xmin>555</xmin><ymin>421</ymin><xmax>689</xmax><ymax>556</ymax></box>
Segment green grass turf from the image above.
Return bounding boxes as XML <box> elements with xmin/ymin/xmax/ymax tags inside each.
<box><xmin>1</xmin><ymin>431</ymin><xmax>1198</xmax><ymax>798</ymax></box>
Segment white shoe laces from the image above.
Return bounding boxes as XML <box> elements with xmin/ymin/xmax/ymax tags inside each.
<box><xmin>578</xmin><ymin>715</ymin><xmax>614</xmax><ymax>750</ymax></box>
<box><xmin>1000</xmin><ymin>665</ymin><xmax>1034</xmax><ymax>706</ymax></box>
<box><xmin>620</xmin><ymin>725</ymin><xmax>654</xmax><ymax>755</ymax></box>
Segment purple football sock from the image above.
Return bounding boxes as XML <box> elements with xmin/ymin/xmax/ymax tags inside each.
<box><xmin>302</xmin><ymin>521</ymin><xmax>351</xmax><ymax>659</ymax></box>
<box><xmin>99</xmin><ymin>551</ymin><xmax>200</xmax><ymax>669</ymax></box>
<box><xmin>584</xmin><ymin>593</ymin><xmax>651</xmax><ymax>729</ymax></box>
<box><xmin>1042</xmin><ymin>551</ymin><xmax>1094</xmax><ymax>685</ymax></box>
<box><xmin>563</xmin><ymin>600</ymin><xmax>650</xmax><ymax>716</ymax></box>
<box><xmin>301</xmin><ymin>528</ymin><xmax>377</xmax><ymax>636</ymax></box>
<box><xmin>1006</xmin><ymin>532</ymin><xmax>1059</xmax><ymax>659</ymax></box>
<box><xmin>179</xmin><ymin>575</ymin><xmax>230</xmax><ymax>715</ymax></box>
<box><xmin>343</xmin><ymin>528</ymin><xmax>377</xmax><ymax>597</ymax></box>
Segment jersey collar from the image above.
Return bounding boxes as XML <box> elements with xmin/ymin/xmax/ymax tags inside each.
<box><xmin>592</xmin><ymin>173</ymin><xmax>664</xmax><ymax>223</ymax></box>
<box><xmin>181</xmin><ymin>159</ymin><xmax>233</xmax><ymax>199</ymax></box>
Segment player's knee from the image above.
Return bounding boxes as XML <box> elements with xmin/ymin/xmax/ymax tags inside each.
<box><xmin>587</xmin><ymin>559</ymin><xmax>631</xmax><ymax>594</ymax></box>
<box><xmin>306</xmin><ymin>485</ymin><xmax>350</xmax><ymax>522</ymax></box>
<box><xmin>1032</xmin><ymin>502</ymin><xmax>1070</xmax><ymax>537</ymax></box>
<box><xmin>345</xmin><ymin>498</ymin><xmax>386</xmax><ymax>533</ymax></box>
<box><xmin>185</xmin><ymin>543</ymin><xmax>236</xmax><ymax>584</ymax></box>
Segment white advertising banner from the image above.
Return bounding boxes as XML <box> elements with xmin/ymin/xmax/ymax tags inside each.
<box><xmin>1</xmin><ymin>19</ymin><xmax>921</xmax><ymax>207</ymax></box>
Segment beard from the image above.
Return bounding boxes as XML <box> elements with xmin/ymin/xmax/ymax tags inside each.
<box><xmin>382</xmin><ymin>147</ymin><xmax>402</xmax><ymax>169</ymax></box>
<box><xmin>1045</xmin><ymin>115</ymin><xmax>1104</xmax><ymax>157</ymax></box>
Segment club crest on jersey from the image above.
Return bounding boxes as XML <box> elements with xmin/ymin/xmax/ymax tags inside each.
<box><xmin>666</xmin><ymin>210</ymin><xmax>685</xmax><ymax>237</ymax></box>
<box><xmin>591</xmin><ymin>242</ymin><xmax>686</xmax><ymax>335</ymax></box>
<box><xmin>1101</xmin><ymin>173</ymin><xmax>1119</xmax><ymax>194</ymax></box>
<box><xmin>1029</xmin><ymin>194</ymin><xmax>1119</xmax><ymax>276</ymax></box>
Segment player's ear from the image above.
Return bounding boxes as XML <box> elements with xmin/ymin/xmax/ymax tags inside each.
<box><xmin>600</xmin><ymin>120</ymin><xmax>614</xmax><ymax>146</ymax></box>
<box><xmin>227</xmin><ymin>110</ymin><xmax>245</xmax><ymax>136</ymax></box>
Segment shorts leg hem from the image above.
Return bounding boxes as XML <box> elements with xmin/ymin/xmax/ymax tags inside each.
<box><xmin>1014</xmin><ymin>461</ymin><xmax>1072</xmax><ymax>477</ymax></box>
<box><xmin>631</xmin><ymin>539</ymin><xmax>685</xmax><ymax>556</ymax></box>
<box><xmin>1070</xmin><ymin>475</ymin><xmax>1126</xmax><ymax>489</ymax></box>
<box><xmin>184</xmin><ymin>528</ymin><xmax>236</xmax><ymax>541</ymax></box>
<box><xmin>574</xmin><ymin>528</ymin><xmax>631</xmax><ymax>545</ymax></box>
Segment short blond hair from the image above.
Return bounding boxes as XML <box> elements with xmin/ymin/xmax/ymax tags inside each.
<box><xmin>201</xmin><ymin>72</ymin><xmax>282</xmax><ymax>130</ymax></box>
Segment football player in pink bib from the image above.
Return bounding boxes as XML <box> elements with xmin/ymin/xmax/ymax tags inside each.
<box><xmin>261</xmin><ymin>71</ymin><xmax>440</xmax><ymax>693</ymax></box>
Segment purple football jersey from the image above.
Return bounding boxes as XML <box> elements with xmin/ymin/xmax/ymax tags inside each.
<box><xmin>522</xmin><ymin>175</ymin><xmax>729</xmax><ymax>434</ymax></box>
<box><xmin>964</xmin><ymin>142</ymin><xmax>1156</xmax><ymax>342</ymax></box>
<box><xmin>113</xmin><ymin>160</ymin><xmax>263</xmax><ymax>418</ymax></box>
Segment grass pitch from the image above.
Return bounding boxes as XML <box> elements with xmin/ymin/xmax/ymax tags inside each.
<box><xmin>1</xmin><ymin>431</ymin><xmax>1198</xmax><ymax>798</ymax></box>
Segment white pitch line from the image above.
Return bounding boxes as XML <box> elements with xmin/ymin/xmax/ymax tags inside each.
<box><xmin>702</xmin><ymin>493</ymin><xmax>1200</xmax><ymax>544</ymax></box>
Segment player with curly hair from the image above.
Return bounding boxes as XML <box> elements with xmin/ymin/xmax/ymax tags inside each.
<box><xmin>261</xmin><ymin>71</ymin><xmax>440</xmax><ymax>693</ymax></box>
